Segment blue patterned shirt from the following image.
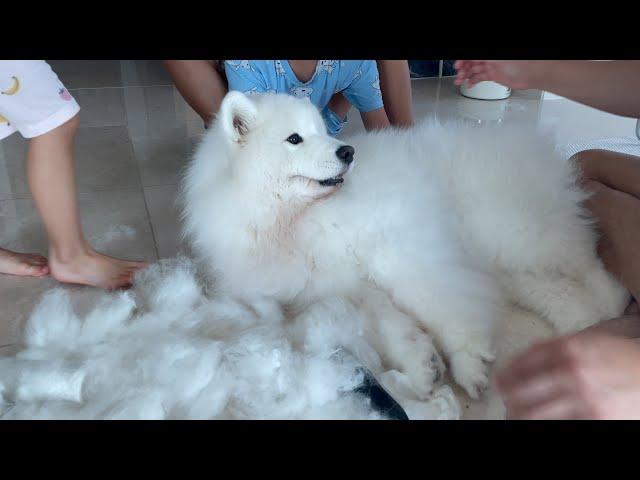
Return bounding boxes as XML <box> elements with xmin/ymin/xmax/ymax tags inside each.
<box><xmin>224</xmin><ymin>60</ymin><xmax>384</xmax><ymax>135</ymax></box>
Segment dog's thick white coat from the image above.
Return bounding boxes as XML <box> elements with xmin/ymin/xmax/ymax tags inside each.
<box><xmin>182</xmin><ymin>92</ymin><xmax>628</xmax><ymax>399</ymax></box>
<box><xmin>0</xmin><ymin>92</ymin><xmax>628</xmax><ymax>419</ymax></box>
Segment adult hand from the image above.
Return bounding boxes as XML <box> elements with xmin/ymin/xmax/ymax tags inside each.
<box><xmin>453</xmin><ymin>60</ymin><xmax>543</xmax><ymax>90</ymax></box>
<box><xmin>494</xmin><ymin>331</ymin><xmax>640</xmax><ymax>419</ymax></box>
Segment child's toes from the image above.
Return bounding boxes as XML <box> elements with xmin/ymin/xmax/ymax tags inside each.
<box><xmin>110</xmin><ymin>273</ymin><xmax>134</xmax><ymax>290</ymax></box>
<box><xmin>29</xmin><ymin>254</ymin><xmax>49</xmax><ymax>265</ymax></box>
<box><xmin>26</xmin><ymin>256</ymin><xmax>49</xmax><ymax>276</ymax></box>
<box><xmin>22</xmin><ymin>263</ymin><xmax>49</xmax><ymax>277</ymax></box>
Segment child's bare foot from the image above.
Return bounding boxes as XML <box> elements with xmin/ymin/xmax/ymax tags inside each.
<box><xmin>0</xmin><ymin>247</ymin><xmax>49</xmax><ymax>278</ymax></box>
<box><xmin>49</xmin><ymin>248</ymin><xmax>148</xmax><ymax>290</ymax></box>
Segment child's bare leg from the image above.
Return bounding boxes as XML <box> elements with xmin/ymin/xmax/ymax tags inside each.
<box><xmin>376</xmin><ymin>60</ymin><xmax>414</xmax><ymax>127</ymax></box>
<box><xmin>575</xmin><ymin>149</ymin><xmax>640</xmax><ymax>198</ymax></box>
<box><xmin>572</xmin><ymin>149</ymin><xmax>640</xmax><ymax>303</ymax></box>
<box><xmin>582</xmin><ymin>180</ymin><xmax>640</xmax><ymax>301</ymax></box>
<box><xmin>0</xmin><ymin>248</ymin><xmax>48</xmax><ymax>277</ymax></box>
<box><xmin>26</xmin><ymin>115</ymin><xmax>146</xmax><ymax>289</ymax></box>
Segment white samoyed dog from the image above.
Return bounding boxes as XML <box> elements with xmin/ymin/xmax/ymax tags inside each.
<box><xmin>181</xmin><ymin>92</ymin><xmax>628</xmax><ymax>399</ymax></box>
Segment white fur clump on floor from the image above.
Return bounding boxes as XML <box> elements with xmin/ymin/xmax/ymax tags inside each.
<box><xmin>0</xmin><ymin>257</ymin><xmax>459</xmax><ymax>420</ymax></box>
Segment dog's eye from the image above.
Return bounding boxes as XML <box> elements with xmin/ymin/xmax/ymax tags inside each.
<box><xmin>286</xmin><ymin>133</ymin><xmax>303</xmax><ymax>145</ymax></box>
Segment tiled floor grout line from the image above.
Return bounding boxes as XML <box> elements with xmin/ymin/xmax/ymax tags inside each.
<box><xmin>135</xmin><ymin>200</ymin><xmax>160</xmax><ymax>260</ymax></box>
<box><xmin>141</xmin><ymin>183</ymin><xmax>179</xmax><ymax>189</ymax></box>
<box><xmin>1</xmin><ymin>185</ymin><xmax>157</xmax><ymax>202</ymax></box>
<box><xmin>124</xmin><ymin>92</ymin><xmax>162</xmax><ymax>262</ymax></box>
<box><xmin>137</xmin><ymin>87</ymin><xmax>163</xmax><ymax>261</ymax></box>
<box><xmin>135</xmin><ymin>180</ymin><xmax>161</xmax><ymax>262</ymax></box>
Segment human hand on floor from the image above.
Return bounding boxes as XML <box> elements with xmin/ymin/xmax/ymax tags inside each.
<box><xmin>494</xmin><ymin>331</ymin><xmax>640</xmax><ymax>419</ymax></box>
<box><xmin>453</xmin><ymin>60</ymin><xmax>544</xmax><ymax>90</ymax></box>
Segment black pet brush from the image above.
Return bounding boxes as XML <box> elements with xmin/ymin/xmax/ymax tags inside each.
<box><xmin>332</xmin><ymin>348</ymin><xmax>409</xmax><ymax>420</ymax></box>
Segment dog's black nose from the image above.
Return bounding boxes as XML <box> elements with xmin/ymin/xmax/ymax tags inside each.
<box><xmin>336</xmin><ymin>145</ymin><xmax>355</xmax><ymax>165</ymax></box>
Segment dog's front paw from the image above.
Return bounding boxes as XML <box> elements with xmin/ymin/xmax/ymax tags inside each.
<box><xmin>449</xmin><ymin>348</ymin><xmax>494</xmax><ymax>399</ymax></box>
<box><xmin>390</xmin><ymin>330</ymin><xmax>447</xmax><ymax>400</ymax></box>
<box><xmin>404</xmin><ymin>347</ymin><xmax>446</xmax><ymax>400</ymax></box>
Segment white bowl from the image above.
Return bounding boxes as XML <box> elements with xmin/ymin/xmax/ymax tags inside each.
<box><xmin>460</xmin><ymin>81</ymin><xmax>511</xmax><ymax>100</ymax></box>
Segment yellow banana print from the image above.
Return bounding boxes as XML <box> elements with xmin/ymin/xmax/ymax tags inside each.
<box><xmin>1</xmin><ymin>76</ymin><xmax>20</xmax><ymax>95</ymax></box>
<box><xmin>0</xmin><ymin>113</ymin><xmax>8</xmax><ymax>124</ymax></box>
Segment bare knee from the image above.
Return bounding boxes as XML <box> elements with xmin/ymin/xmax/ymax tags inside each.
<box><xmin>582</xmin><ymin>178</ymin><xmax>615</xmax><ymax>220</ymax></box>
<box><xmin>571</xmin><ymin>149</ymin><xmax>611</xmax><ymax>183</ymax></box>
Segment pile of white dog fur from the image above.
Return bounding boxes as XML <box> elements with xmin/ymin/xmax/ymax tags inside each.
<box><xmin>0</xmin><ymin>257</ymin><xmax>459</xmax><ymax>420</ymax></box>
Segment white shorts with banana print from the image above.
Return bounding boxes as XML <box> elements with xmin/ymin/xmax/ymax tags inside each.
<box><xmin>0</xmin><ymin>60</ymin><xmax>80</xmax><ymax>140</ymax></box>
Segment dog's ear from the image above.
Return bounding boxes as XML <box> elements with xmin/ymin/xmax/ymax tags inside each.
<box><xmin>219</xmin><ymin>91</ymin><xmax>258</xmax><ymax>144</ymax></box>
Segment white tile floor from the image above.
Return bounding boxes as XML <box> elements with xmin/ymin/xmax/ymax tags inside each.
<box><xmin>1</xmin><ymin>61</ymin><xmax>637</xmax><ymax>418</ymax></box>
